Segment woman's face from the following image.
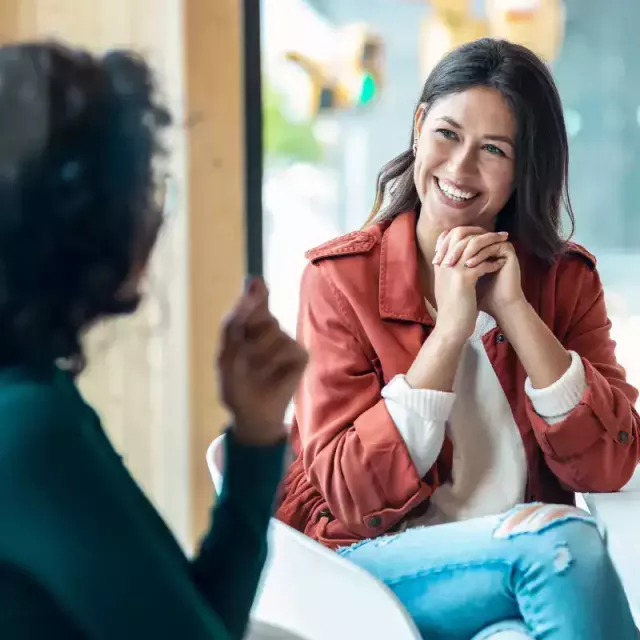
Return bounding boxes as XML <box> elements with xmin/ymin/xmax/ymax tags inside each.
<box><xmin>413</xmin><ymin>86</ymin><xmax>516</xmax><ymax>232</ymax></box>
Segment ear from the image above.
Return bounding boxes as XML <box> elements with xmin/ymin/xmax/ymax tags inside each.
<box><xmin>413</xmin><ymin>102</ymin><xmax>428</xmax><ymax>144</ymax></box>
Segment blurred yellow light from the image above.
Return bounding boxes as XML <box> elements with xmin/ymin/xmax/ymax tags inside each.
<box><xmin>486</xmin><ymin>0</ymin><xmax>565</xmax><ymax>63</ymax></box>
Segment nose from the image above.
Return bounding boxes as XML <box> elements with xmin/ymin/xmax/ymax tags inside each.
<box><xmin>447</xmin><ymin>142</ymin><xmax>478</xmax><ymax>177</ymax></box>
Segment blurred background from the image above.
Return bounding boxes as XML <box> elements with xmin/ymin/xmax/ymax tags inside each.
<box><xmin>3</xmin><ymin>0</ymin><xmax>637</xmax><ymax>550</ymax></box>
<box><xmin>262</xmin><ymin>0</ymin><xmax>640</xmax><ymax>395</ymax></box>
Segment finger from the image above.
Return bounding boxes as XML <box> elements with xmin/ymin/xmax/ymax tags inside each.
<box><xmin>217</xmin><ymin>312</ymin><xmax>238</xmax><ymax>369</ymax></box>
<box><xmin>252</xmin><ymin>336</ymin><xmax>307</xmax><ymax>383</ymax></box>
<box><xmin>440</xmin><ymin>237</ymin><xmax>468</xmax><ymax>266</ymax></box>
<box><xmin>470</xmin><ymin>257</ymin><xmax>507</xmax><ymax>278</ymax></box>
<box><xmin>464</xmin><ymin>244</ymin><xmax>502</xmax><ymax>268</ymax></box>
<box><xmin>227</xmin><ymin>277</ymin><xmax>268</xmax><ymax>332</ymax></box>
<box><xmin>260</xmin><ymin>342</ymin><xmax>308</xmax><ymax>386</ymax></box>
<box><xmin>245</xmin><ymin>322</ymin><xmax>284</xmax><ymax>368</ymax></box>
<box><xmin>219</xmin><ymin>280</ymin><xmax>270</xmax><ymax>367</ymax></box>
<box><xmin>433</xmin><ymin>226</ymin><xmax>485</xmax><ymax>265</ymax></box>
<box><xmin>461</xmin><ymin>232</ymin><xmax>509</xmax><ymax>265</ymax></box>
<box><xmin>432</xmin><ymin>230</ymin><xmax>452</xmax><ymax>265</ymax></box>
<box><xmin>243</xmin><ymin>304</ymin><xmax>273</xmax><ymax>340</ymax></box>
<box><xmin>238</xmin><ymin>279</ymin><xmax>271</xmax><ymax>337</ymax></box>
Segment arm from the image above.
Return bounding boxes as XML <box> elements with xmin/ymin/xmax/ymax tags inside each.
<box><xmin>192</xmin><ymin>429</ymin><xmax>286</xmax><ymax>639</ymax></box>
<box><xmin>295</xmin><ymin>265</ymin><xmax>452</xmax><ymax>538</ymax></box>
<box><xmin>496</xmin><ymin>299</ymin><xmax>590</xmax><ymax>422</ymax></box>
<box><xmin>495</xmin><ymin>298</ymin><xmax>573</xmax><ymax>390</ymax></box>
<box><xmin>0</xmin><ymin>390</ymin><xmax>284</xmax><ymax>640</ymax></box>
<box><xmin>502</xmin><ymin>258</ymin><xmax>640</xmax><ymax>492</ymax></box>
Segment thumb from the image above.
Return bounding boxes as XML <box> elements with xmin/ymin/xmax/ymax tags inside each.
<box><xmin>244</xmin><ymin>276</ymin><xmax>269</xmax><ymax>303</ymax></box>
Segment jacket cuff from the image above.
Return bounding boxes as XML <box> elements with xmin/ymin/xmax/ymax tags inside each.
<box><xmin>353</xmin><ymin>400</ymin><xmax>435</xmax><ymax>535</ymax></box>
<box><xmin>526</xmin><ymin>357</ymin><xmax>627</xmax><ymax>460</ymax></box>
<box><xmin>525</xmin><ymin>350</ymin><xmax>587</xmax><ymax>421</ymax></box>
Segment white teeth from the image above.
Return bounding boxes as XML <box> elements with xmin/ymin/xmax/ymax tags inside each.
<box><xmin>437</xmin><ymin>178</ymin><xmax>477</xmax><ymax>201</ymax></box>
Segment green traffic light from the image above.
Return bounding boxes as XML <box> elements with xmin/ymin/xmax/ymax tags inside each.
<box><xmin>358</xmin><ymin>72</ymin><xmax>377</xmax><ymax>106</ymax></box>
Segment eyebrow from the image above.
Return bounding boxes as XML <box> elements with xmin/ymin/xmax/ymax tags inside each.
<box><xmin>437</xmin><ymin>116</ymin><xmax>515</xmax><ymax>147</ymax></box>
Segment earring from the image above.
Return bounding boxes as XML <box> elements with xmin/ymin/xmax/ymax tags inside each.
<box><xmin>412</xmin><ymin>140</ymin><xmax>417</xmax><ymax>156</ymax></box>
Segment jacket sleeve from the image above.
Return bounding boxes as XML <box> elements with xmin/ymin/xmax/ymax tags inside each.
<box><xmin>294</xmin><ymin>263</ymin><xmax>439</xmax><ymax>538</ymax></box>
<box><xmin>525</xmin><ymin>257</ymin><xmax>640</xmax><ymax>492</ymax></box>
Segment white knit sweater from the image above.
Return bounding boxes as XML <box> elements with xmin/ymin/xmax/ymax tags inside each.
<box><xmin>381</xmin><ymin>309</ymin><xmax>587</xmax><ymax>528</ymax></box>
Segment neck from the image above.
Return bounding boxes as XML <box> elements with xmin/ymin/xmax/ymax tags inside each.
<box><xmin>416</xmin><ymin>222</ymin><xmax>443</xmax><ymax>263</ymax></box>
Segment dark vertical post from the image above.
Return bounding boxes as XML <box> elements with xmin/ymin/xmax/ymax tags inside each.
<box><xmin>242</xmin><ymin>0</ymin><xmax>264</xmax><ymax>277</ymax></box>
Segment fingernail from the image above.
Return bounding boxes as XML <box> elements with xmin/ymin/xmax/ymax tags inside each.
<box><xmin>499</xmin><ymin>231</ymin><xmax>509</xmax><ymax>237</ymax></box>
<box><xmin>465</xmin><ymin>259</ymin><xmax>474</xmax><ymax>267</ymax></box>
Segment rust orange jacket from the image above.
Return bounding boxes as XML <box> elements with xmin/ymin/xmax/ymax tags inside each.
<box><xmin>276</xmin><ymin>211</ymin><xmax>640</xmax><ymax>549</ymax></box>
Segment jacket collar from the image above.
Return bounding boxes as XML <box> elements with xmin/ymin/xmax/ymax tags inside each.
<box><xmin>378</xmin><ymin>211</ymin><xmax>434</xmax><ymax>326</ymax></box>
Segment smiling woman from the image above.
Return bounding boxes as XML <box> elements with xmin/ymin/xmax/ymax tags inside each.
<box><xmin>366</xmin><ymin>39</ymin><xmax>573</xmax><ymax>264</ymax></box>
<box><xmin>413</xmin><ymin>88</ymin><xmax>515</xmax><ymax>221</ymax></box>
<box><xmin>277</xmin><ymin>37</ymin><xmax>639</xmax><ymax>640</ymax></box>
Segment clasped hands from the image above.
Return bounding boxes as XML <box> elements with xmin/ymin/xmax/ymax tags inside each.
<box><xmin>429</xmin><ymin>226</ymin><xmax>527</xmax><ymax>342</ymax></box>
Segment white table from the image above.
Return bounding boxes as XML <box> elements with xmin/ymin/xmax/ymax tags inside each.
<box><xmin>577</xmin><ymin>466</ymin><xmax>640</xmax><ymax>627</ymax></box>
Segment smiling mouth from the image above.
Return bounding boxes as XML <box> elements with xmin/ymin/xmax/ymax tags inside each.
<box><xmin>435</xmin><ymin>176</ymin><xmax>480</xmax><ymax>203</ymax></box>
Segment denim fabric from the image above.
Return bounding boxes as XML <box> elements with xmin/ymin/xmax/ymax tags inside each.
<box><xmin>338</xmin><ymin>504</ymin><xmax>636</xmax><ymax>640</ymax></box>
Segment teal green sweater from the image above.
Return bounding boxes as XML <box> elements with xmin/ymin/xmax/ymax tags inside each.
<box><xmin>0</xmin><ymin>365</ymin><xmax>285</xmax><ymax>639</ymax></box>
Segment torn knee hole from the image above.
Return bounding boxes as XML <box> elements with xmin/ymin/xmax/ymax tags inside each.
<box><xmin>493</xmin><ymin>504</ymin><xmax>594</xmax><ymax>539</ymax></box>
<box><xmin>553</xmin><ymin>544</ymin><xmax>572</xmax><ymax>573</ymax></box>
<box><xmin>496</xmin><ymin>504</ymin><xmax>541</xmax><ymax>535</ymax></box>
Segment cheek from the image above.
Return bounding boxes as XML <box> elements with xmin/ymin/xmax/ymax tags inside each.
<box><xmin>414</xmin><ymin>144</ymin><xmax>446</xmax><ymax>196</ymax></box>
<box><xmin>485</xmin><ymin>164</ymin><xmax>515</xmax><ymax>203</ymax></box>
<box><xmin>418</xmin><ymin>141</ymin><xmax>447</xmax><ymax>172</ymax></box>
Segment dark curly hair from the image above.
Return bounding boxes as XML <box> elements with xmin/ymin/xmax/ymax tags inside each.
<box><xmin>0</xmin><ymin>41</ymin><xmax>171</xmax><ymax>371</ymax></box>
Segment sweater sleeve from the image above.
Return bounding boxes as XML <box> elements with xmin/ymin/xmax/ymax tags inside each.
<box><xmin>382</xmin><ymin>375</ymin><xmax>452</xmax><ymax>477</ymax></box>
<box><xmin>0</xmin><ymin>384</ymin><xmax>284</xmax><ymax>640</ymax></box>
<box><xmin>525</xmin><ymin>350</ymin><xmax>587</xmax><ymax>424</ymax></box>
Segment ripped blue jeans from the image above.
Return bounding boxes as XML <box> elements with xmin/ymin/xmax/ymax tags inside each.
<box><xmin>338</xmin><ymin>504</ymin><xmax>636</xmax><ymax>640</ymax></box>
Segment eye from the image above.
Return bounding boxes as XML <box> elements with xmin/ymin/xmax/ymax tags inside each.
<box><xmin>484</xmin><ymin>143</ymin><xmax>506</xmax><ymax>157</ymax></box>
<box><xmin>436</xmin><ymin>128</ymin><xmax>458</xmax><ymax>140</ymax></box>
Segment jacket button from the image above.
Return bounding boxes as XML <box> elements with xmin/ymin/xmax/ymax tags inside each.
<box><xmin>496</xmin><ymin>334</ymin><xmax>506</xmax><ymax>344</ymax></box>
<box><xmin>368</xmin><ymin>515</ymin><xmax>382</xmax><ymax>528</ymax></box>
<box><xmin>618</xmin><ymin>431</ymin><xmax>629</xmax><ymax>444</ymax></box>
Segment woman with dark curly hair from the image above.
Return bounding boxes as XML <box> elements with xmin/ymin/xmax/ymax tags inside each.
<box><xmin>0</xmin><ymin>42</ymin><xmax>307</xmax><ymax>639</ymax></box>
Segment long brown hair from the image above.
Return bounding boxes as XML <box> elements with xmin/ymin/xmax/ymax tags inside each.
<box><xmin>364</xmin><ymin>38</ymin><xmax>574</xmax><ymax>262</ymax></box>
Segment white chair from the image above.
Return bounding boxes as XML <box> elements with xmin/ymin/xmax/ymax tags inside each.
<box><xmin>206</xmin><ymin>434</ymin><xmax>532</xmax><ymax>640</ymax></box>
<box><xmin>576</xmin><ymin>465</ymin><xmax>640</xmax><ymax>628</ymax></box>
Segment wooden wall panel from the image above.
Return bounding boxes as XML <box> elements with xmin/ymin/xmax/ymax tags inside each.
<box><xmin>183</xmin><ymin>0</ymin><xmax>246</xmax><ymax>542</ymax></box>
<box><xmin>0</xmin><ymin>0</ymin><xmax>245</xmax><ymax>550</ymax></box>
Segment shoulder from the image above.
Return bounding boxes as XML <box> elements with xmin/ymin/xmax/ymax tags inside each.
<box><xmin>299</xmin><ymin>226</ymin><xmax>385</xmax><ymax>328</ymax></box>
<box><xmin>560</xmin><ymin>241</ymin><xmax>597</xmax><ymax>270</ymax></box>
<box><xmin>301</xmin><ymin>225</ymin><xmax>383</xmax><ymax>301</ymax></box>
<box><xmin>553</xmin><ymin>242</ymin><xmax>601</xmax><ymax>295</ymax></box>
<box><xmin>0</xmin><ymin>369</ymin><xmax>86</xmax><ymax>460</ymax></box>
<box><xmin>304</xmin><ymin>227</ymin><xmax>381</xmax><ymax>264</ymax></box>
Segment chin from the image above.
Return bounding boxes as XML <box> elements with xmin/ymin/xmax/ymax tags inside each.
<box><xmin>425</xmin><ymin>198</ymin><xmax>493</xmax><ymax>231</ymax></box>
<box><xmin>433</xmin><ymin>208</ymin><xmax>484</xmax><ymax>230</ymax></box>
